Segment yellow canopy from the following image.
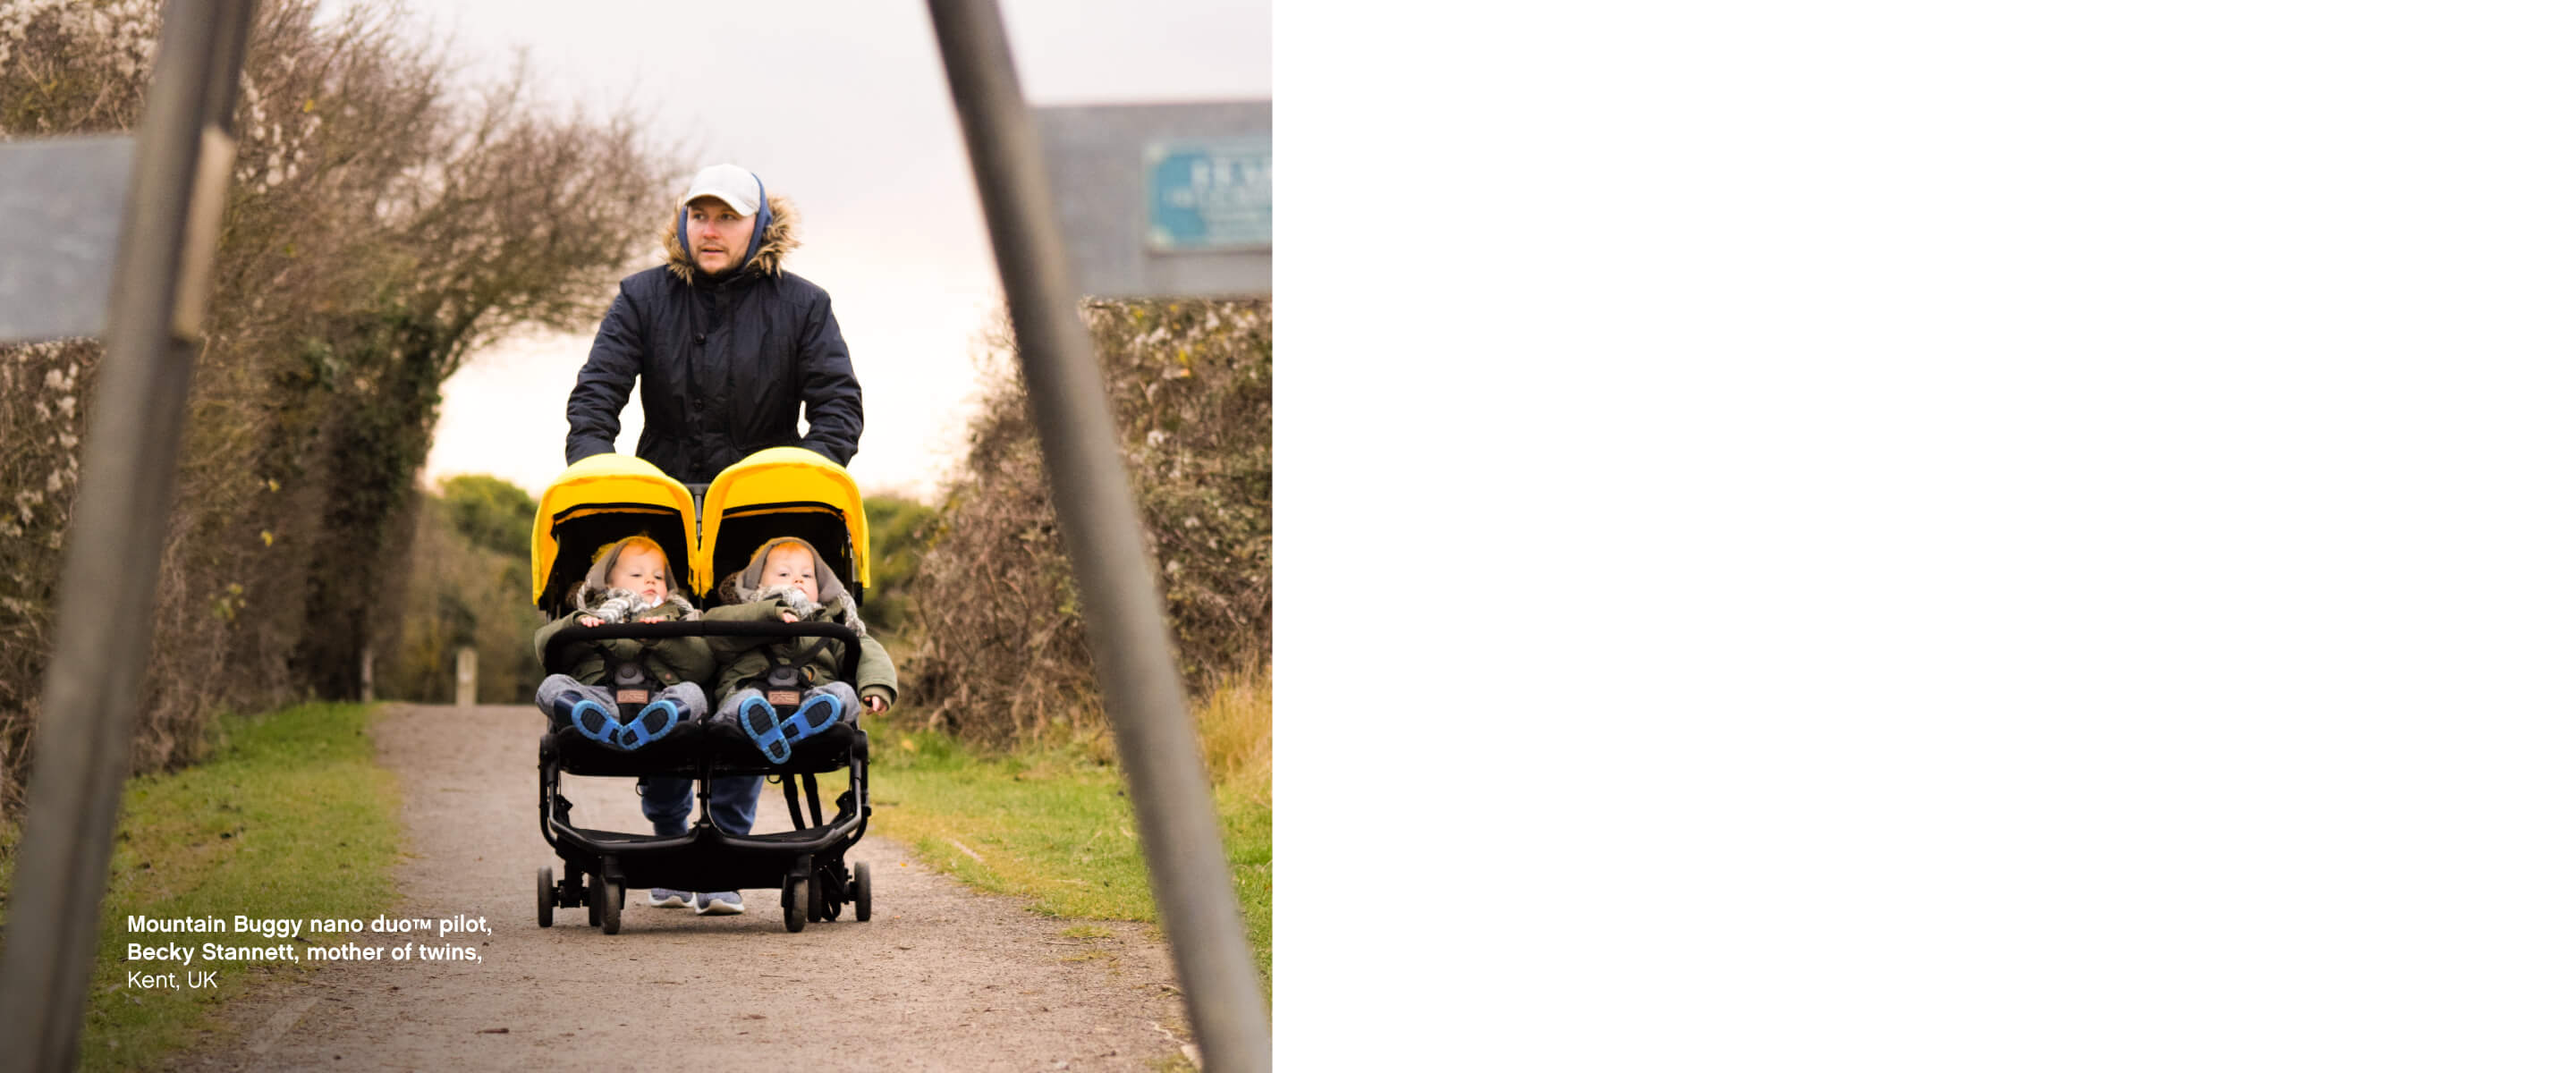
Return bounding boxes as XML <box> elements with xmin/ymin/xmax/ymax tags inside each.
<box><xmin>694</xmin><ymin>446</ymin><xmax>870</xmax><ymax>594</ymax></box>
<box><xmin>530</xmin><ymin>454</ymin><xmax>702</xmax><ymax>605</ymax></box>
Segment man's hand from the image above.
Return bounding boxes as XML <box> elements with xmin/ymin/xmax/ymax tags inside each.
<box><xmin>579</xmin><ymin>615</ymin><xmax>603</xmax><ymax>628</ymax></box>
<box><xmin>639</xmin><ymin>616</ymin><xmax>667</xmax><ymax>624</ymax></box>
<box><xmin>860</xmin><ymin>694</ymin><xmax>888</xmax><ymax>714</ymax></box>
<box><xmin>779</xmin><ymin>610</ymin><xmax>800</xmax><ymax>623</ymax></box>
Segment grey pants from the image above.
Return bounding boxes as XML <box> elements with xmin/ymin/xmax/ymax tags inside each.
<box><xmin>715</xmin><ymin>681</ymin><xmax>859</xmax><ymax>725</ymax></box>
<box><xmin>535</xmin><ymin>674</ymin><xmax>708</xmax><ymax>729</ymax></box>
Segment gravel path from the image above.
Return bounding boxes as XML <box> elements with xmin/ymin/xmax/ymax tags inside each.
<box><xmin>169</xmin><ymin>703</ymin><xmax>1192</xmax><ymax>1071</ymax></box>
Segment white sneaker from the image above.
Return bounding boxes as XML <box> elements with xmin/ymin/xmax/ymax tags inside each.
<box><xmin>648</xmin><ymin>889</ymin><xmax>691</xmax><ymax>908</ymax></box>
<box><xmin>692</xmin><ymin>891</ymin><xmax>744</xmax><ymax>916</ymax></box>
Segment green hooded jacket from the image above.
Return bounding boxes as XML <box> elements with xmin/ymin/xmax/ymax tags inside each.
<box><xmin>530</xmin><ymin>542</ymin><xmax>714</xmax><ymax>689</ymax></box>
<box><xmin>702</xmin><ymin>536</ymin><xmax>898</xmax><ymax>706</ymax></box>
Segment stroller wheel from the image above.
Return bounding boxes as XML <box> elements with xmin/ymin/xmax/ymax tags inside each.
<box><xmin>805</xmin><ymin>863</ymin><xmax>831</xmax><ymax>924</ymax></box>
<box><xmin>538</xmin><ymin>866</ymin><xmax>555</xmax><ymax>929</ymax></box>
<box><xmin>597</xmin><ymin>881</ymin><xmax>624</xmax><ymax>935</ymax></box>
<box><xmin>587</xmin><ymin>875</ymin><xmax>602</xmax><ymax>927</ymax></box>
<box><xmin>850</xmin><ymin>862</ymin><xmax>872</xmax><ymax>923</ymax></box>
<box><xmin>783</xmin><ymin>874</ymin><xmax>807</xmax><ymax>934</ymax></box>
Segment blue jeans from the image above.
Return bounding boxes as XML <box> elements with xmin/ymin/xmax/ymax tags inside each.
<box><xmin>639</xmin><ymin>774</ymin><xmax>758</xmax><ymax>836</ymax></box>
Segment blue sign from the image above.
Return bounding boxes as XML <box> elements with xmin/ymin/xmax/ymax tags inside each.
<box><xmin>1144</xmin><ymin>138</ymin><xmax>1271</xmax><ymax>253</ymax></box>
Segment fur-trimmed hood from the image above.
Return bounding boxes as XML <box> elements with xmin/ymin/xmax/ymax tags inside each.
<box><xmin>661</xmin><ymin>193</ymin><xmax>802</xmax><ymax>286</ymax></box>
<box><xmin>716</xmin><ymin>536</ymin><xmax>860</xmax><ymax>628</ymax></box>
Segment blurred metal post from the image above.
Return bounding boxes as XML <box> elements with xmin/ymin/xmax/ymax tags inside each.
<box><xmin>0</xmin><ymin>2</ymin><xmax>259</xmax><ymax>1069</ymax></box>
<box><xmin>924</xmin><ymin>3</ymin><xmax>1271</xmax><ymax>1070</ymax></box>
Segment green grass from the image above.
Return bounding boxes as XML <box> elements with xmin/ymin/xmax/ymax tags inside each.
<box><xmin>0</xmin><ymin>702</ymin><xmax>401</xmax><ymax>1072</ymax></box>
<box><xmin>864</xmin><ymin>719</ymin><xmax>1273</xmax><ymax>989</ymax></box>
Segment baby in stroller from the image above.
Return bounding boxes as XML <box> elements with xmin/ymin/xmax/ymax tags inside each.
<box><xmin>704</xmin><ymin>536</ymin><xmax>899</xmax><ymax>764</ymax></box>
<box><xmin>532</xmin><ymin>535</ymin><xmax>713</xmax><ymax>751</ymax></box>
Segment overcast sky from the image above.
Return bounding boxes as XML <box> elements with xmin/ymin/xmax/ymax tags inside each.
<box><xmin>414</xmin><ymin>0</ymin><xmax>1271</xmax><ymax>500</ymax></box>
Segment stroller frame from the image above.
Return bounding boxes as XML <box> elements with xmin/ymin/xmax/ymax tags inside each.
<box><xmin>534</xmin><ymin>619</ymin><xmax>876</xmax><ymax>934</ymax></box>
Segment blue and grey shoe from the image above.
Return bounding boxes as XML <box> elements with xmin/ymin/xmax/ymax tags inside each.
<box><xmin>564</xmin><ymin>698</ymin><xmax>620</xmax><ymax>748</ymax></box>
<box><xmin>739</xmin><ymin>696</ymin><xmax>791</xmax><ymax>765</ymax></box>
<box><xmin>618</xmin><ymin>697</ymin><xmax>684</xmax><ymax>750</ymax></box>
<box><xmin>692</xmin><ymin>891</ymin><xmax>744</xmax><ymax>916</ymax></box>
<box><xmin>783</xmin><ymin>691</ymin><xmax>843</xmax><ymax>749</ymax></box>
<box><xmin>648</xmin><ymin>889</ymin><xmax>691</xmax><ymax>908</ymax></box>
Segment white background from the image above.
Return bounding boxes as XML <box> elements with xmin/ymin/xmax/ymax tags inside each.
<box><xmin>1289</xmin><ymin>1</ymin><xmax>2576</xmax><ymax>1069</ymax></box>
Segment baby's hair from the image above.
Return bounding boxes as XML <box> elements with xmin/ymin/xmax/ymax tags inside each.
<box><xmin>751</xmin><ymin>537</ymin><xmax>823</xmax><ymax>578</ymax></box>
<box><xmin>759</xmin><ymin>536</ymin><xmax>818</xmax><ymax>560</ymax></box>
<box><xmin>595</xmin><ymin>535</ymin><xmax>672</xmax><ymax>579</ymax></box>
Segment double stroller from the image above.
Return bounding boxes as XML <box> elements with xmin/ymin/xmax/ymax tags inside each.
<box><xmin>529</xmin><ymin>447</ymin><xmax>875</xmax><ymax>934</ymax></box>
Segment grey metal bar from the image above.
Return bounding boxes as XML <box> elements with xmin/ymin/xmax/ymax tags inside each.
<box><xmin>924</xmin><ymin>3</ymin><xmax>1272</xmax><ymax>1070</ymax></box>
<box><xmin>0</xmin><ymin>2</ymin><xmax>260</xmax><ymax>1069</ymax></box>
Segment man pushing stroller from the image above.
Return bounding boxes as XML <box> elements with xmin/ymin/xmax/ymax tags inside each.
<box><xmin>538</xmin><ymin>162</ymin><xmax>885</xmax><ymax>917</ymax></box>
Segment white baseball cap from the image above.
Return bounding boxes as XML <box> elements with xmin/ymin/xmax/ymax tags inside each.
<box><xmin>678</xmin><ymin>164</ymin><xmax>763</xmax><ymax>215</ymax></box>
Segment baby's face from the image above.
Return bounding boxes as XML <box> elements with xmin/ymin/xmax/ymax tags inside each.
<box><xmin>609</xmin><ymin>546</ymin><xmax>669</xmax><ymax>604</ymax></box>
<box><xmin>761</xmin><ymin>545</ymin><xmax>818</xmax><ymax>604</ymax></box>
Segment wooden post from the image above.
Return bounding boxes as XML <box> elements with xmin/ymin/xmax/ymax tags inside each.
<box><xmin>455</xmin><ymin>646</ymin><xmax>478</xmax><ymax>706</ymax></box>
<box><xmin>360</xmin><ymin>647</ymin><xmax>374</xmax><ymax>704</ymax></box>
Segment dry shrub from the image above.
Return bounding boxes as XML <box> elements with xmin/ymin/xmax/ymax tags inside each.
<box><xmin>0</xmin><ymin>0</ymin><xmax>674</xmax><ymax>812</ymax></box>
<box><xmin>904</xmin><ymin>300</ymin><xmax>1272</xmax><ymax>745</ymax></box>
<box><xmin>1194</xmin><ymin>668</ymin><xmax>1271</xmax><ymax>806</ymax></box>
<box><xmin>0</xmin><ymin>340</ymin><xmax>99</xmax><ymax>792</ymax></box>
